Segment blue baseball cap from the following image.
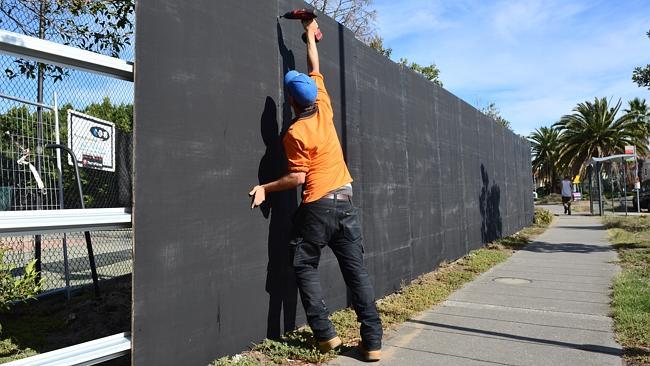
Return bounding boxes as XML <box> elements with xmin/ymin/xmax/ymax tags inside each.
<box><xmin>284</xmin><ymin>70</ymin><xmax>317</xmax><ymax>107</ymax></box>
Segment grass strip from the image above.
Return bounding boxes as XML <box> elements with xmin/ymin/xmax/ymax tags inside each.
<box><xmin>536</xmin><ymin>193</ymin><xmax>563</xmax><ymax>205</ymax></box>
<box><xmin>212</xmin><ymin>208</ymin><xmax>552</xmax><ymax>366</ymax></box>
<box><xmin>603</xmin><ymin>216</ymin><xmax>650</xmax><ymax>366</ymax></box>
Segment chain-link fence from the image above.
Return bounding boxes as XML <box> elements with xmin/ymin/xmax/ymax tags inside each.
<box><xmin>0</xmin><ymin>0</ymin><xmax>135</xmax><ymax>294</ymax></box>
<box><xmin>0</xmin><ymin>94</ymin><xmax>60</xmax><ymax>211</ymax></box>
<box><xmin>4</xmin><ymin>230</ymin><xmax>132</xmax><ymax>292</ymax></box>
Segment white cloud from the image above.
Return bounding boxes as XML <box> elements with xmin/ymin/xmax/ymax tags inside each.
<box><xmin>491</xmin><ymin>0</ymin><xmax>590</xmax><ymax>42</ymax></box>
<box><xmin>374</xmin><ymin>0</ymin><xmax>460</xmax><ymax>41</ymax></box>
<box><xmin>373</xmin><ymin>0</ymin><xmax>650</xmax><ymax>135</ymax></box>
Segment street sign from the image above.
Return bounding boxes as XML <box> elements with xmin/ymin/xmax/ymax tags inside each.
<box><xmin>67</xmin><ymin>110</ymin><xmax>116</xmax><ymax>172</ymax></box>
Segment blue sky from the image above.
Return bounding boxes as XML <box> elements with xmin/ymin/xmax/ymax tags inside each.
<box><xmin>2</xmin><ymin>1</ymin><xmax>648</xmax><ymax>135</ymax></box>
<box><xmin>374</xmin><ymin>0</ymin><xmax>650</xmax><ymax>136</ymax></box>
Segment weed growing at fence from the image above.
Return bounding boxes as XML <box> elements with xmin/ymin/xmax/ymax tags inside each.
<box><xmin>0</xmin><ymin>247</ymin><xmax>42</xmax><ymax>361</ymax></box>
<box><xmin>211</xmin><ymin>209</ymin><xmax>552</xmax><ymax>365</ymax></box>
<box><xmin>0</xmin><ymin>249</ymin><xmax>40</xmax><ymax>309</ymax></box>
<box><xmin>604</xmin><ymin>216</ymin><xmax>650</xmax><ymax>365</ymax></box>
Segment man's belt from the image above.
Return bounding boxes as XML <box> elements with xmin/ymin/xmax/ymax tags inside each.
<box><xmin>321</xmin><ymin>193</ymin><xmax>351</xmax><ymax>201</ymax></box>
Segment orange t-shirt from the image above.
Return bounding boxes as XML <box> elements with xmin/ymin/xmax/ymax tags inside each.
<box><xmin>283</xmin><ymin>72</ymin><xmax>352</xmax><ymax>203</ymax></box>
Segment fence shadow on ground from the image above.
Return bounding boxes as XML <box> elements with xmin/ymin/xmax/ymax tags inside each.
<box><xmin>555</xmin><ymin>225</ymin><xmax>606</xmax><ymax>231</ymax></box>
<box><xmin>406</xmin><ymin>319</ymin><xmax>622</xmax><ymax>357</ymax></box>
<box><xmin>523</xmin><ymin>242</ymin><xmax>614</xmax><ymax>254</ymax></box>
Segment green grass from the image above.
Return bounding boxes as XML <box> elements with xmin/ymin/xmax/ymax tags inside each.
<box><xmin>603</xmin><ymin>216</ymin><xmax>650</xmax><ymax>365</ymax></box>
<box><xmin>536</xmin><ymin>193</ymin><xmax>563</xmax><ymax>205</ymax></box>
<box><xmin>0</xmin><ymin>338</ymin><xmax>37</xmax><ymax>363</ymax></box>
<box><xmin>213</xmin><ymin>209</ymin><xmax>553</xmax><ymax>365</ymax></box>
<box><xmin>211</xmin><ymin>354</ymin><xmax>266</xmax><ymax>366</ymax></box>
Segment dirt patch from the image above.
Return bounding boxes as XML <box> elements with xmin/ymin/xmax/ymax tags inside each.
<box><xmin>0</xmin><ymin>275</ymin><xmax>131</xmax><ymax>364</ymax></box>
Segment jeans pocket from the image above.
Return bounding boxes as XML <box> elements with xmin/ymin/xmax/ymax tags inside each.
<box><xmin>342</xmin><ymin>207</ymin><xmax>363</xmax><ymax>243</ymax></box>
<box><xmin>290</xmin><ymin>237</ymin><xmax>321</xmax><ymax>267</ymax></box>
<box><xmin>297</xmin><ymin>205</ymin><xmax>330</xmax><ymax>244</ymax></box>
<box><xmin>289</xmin><ymin>237</ymin><xmax>304</xmax><ymax>267</ymax></box>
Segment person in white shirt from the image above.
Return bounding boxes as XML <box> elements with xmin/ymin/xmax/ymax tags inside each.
<box><xmin>561</xmin><ymin>176</ymin><xmax>573</xmax><ymax>215</ymax></box>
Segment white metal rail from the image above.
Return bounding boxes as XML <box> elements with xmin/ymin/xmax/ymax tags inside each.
<box><xmin>0</xmin><ymin>208</ymin><xmax>131</xmax><ymax>236</ymax></box>
<box><xmin>4</xmin><ymin>332</ymin><xmax>131</xmax><ymax>366</ymax></box>
<box><xmin>0</xmin><ymin>29</ymin><xmax>133</xmax><ymax>81</ymax></box>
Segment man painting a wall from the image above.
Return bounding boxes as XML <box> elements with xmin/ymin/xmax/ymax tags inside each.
<box><xmin>248</xmin><ymin>18</ymin><xmax>383</xmax><ymax>362</ymax></box>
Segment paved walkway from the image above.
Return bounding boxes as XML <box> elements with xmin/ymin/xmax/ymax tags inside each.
<box><xmin>330</xmin><ymin>207</ymin><xmax>622</xmax><ymax>366</ymax></box>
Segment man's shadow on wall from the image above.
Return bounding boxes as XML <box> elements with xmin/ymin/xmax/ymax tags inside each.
<box><xmin>256</xmin><ymin>23</ymin><xmax>300</xmax><ymax>340</ymax></box>
<box><xmin>479</xmin><ymin>164</ymin><xmax>502</xmax><ymax>243</ymax></box>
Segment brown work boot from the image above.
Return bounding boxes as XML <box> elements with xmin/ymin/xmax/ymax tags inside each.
<box><xmin>317</xmin><ymin>336</ymin><xmax>342</xmax><ymax>353</ymax></box>
<box><xmin>359</xmin><ymin>343</ymin><xmax>381</xmax><ymax>362</ymax></box>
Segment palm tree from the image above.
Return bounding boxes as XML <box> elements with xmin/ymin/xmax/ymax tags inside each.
<box><xmin>553</xmin><ymin>97</ymin><xmax>649</xmax><ymax>174</ymax></box>
<box><xmin>624</xmin><ymin>98</ymin><xmax>650</xmax><ymax>136</ymax></box>
<box><xmin>529</xmin><ymin>126</ymin><xmax>562</xmax><ymax>192</ymax></box>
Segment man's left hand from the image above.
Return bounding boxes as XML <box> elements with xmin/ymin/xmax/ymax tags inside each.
<box><xmin>249</xmin><ymin>185</ymin><xmax>266</xmax><ymax>209</ymax></box>
<box><xmin>302</xmin><ymin>19</ymin><xmax>319</xmax><ymax>33</ymax></box>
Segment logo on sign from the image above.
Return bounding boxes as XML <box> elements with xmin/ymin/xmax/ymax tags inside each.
<box><xmin>81</xmin><ymin>154</ymin><xmax>103</xmax><ymax>168</ymax></box>
<box><xmin>89</xmin><ymin>126</ymin><xmax>110</xmax><ymax>141</ymax></box>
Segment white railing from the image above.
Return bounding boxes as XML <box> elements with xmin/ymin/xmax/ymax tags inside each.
<box><xmin>0</xmin><ymin>29</ymin><xmax>133</xmax><ymax>81</ymax></box>
<box><xmin>0</xmin><ymin>208</ymin><xmax>131</xmax><ymax>236</ymax></box>
<box><xmin>4</xmin><ymin>333</ymin><xmax>131</xmax><ymax>366</ymax></box>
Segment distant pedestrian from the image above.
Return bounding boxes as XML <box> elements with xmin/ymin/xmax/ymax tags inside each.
<box><xmin>561</xmin><ymin>176</ymin><xmax>573</xmax><ymax>215</ymax></box>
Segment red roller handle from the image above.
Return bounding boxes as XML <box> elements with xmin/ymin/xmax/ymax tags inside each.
<box><xmin>282</xmin><ymin>9</ymin><xmax>318</xmax><ymax>20</ymax></box>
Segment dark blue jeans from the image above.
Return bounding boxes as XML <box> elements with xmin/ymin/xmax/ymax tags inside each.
<box><xmin>290</xmin><ymin>197</ymin><xmax>382</xmax><ymax>351</ymax></box>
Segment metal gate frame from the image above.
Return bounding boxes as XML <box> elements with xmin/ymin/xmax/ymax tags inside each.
<box><xmin>0</xmin><ymin>27</ymin><xmax>134</xmax><ymax>365</ymax></box>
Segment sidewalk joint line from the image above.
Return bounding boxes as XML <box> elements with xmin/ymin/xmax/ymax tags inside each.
<box><xmin>444</xmin><ymin>300</ymin><xmax>613</xmax><ymax>319</ymax></box>
<box><xmin>471</xmin><ymin>282</ymin><xmax>610</xmax><ymax>295</ymax></box>
<box><xmin>383</xmin><ymin>344</ymin><xmax>526</xmax><ymax>366</ymax></box>
<box><xmin>454</xmin><ymin>290</ymin><xmax>611</xmax><ymax>305</ymax></box>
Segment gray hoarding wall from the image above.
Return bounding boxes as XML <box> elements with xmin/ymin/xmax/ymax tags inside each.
<box><xmin>133</xmin><ymin>0</ymin><xmax>534</xmax><ymax>364</ymax></box>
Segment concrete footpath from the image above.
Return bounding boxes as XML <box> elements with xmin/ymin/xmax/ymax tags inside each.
<box><xmin>329</xmin><ymin>207</ymin><xmax>623</xmax><ymax>366</ymax></box>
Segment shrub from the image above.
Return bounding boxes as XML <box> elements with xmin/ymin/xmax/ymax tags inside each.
<box><xmin>0</xmin><ymin>249</ymin><xmax>40</xmax><ymax>310</ymax></box>
<box><xmin>534</xmin><ymin>208</ymin><xmax>553</xmax><ymax>227</ymax></box>
<box><xmin>536</xmin><ymin>193</ymin><xmax>562</xmax><ymax>205</ymax></box>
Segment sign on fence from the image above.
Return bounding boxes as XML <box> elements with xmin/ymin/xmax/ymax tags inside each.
<box><xmin>67</xmin><ymin>110</ymin><xmax>115</xmax><ymax>172</ymax></box>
